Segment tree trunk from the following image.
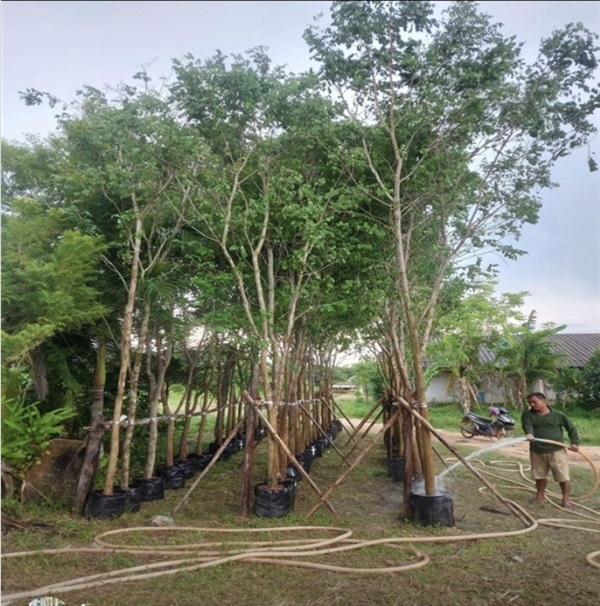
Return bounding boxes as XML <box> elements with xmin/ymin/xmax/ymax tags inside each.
<box><xmin>74</xmin><ymin>338</ymin><xmax>106</xmax><ymax>511</ymax></box>
<box><xmin>120</xmin><ymin>302</ymin><xmax>150</xmax><ymax>489</ymax></box>
<box><xmin>103</xmin><ymin>212</ymin><xmax>143</xmax><ymax>495</ymax></box>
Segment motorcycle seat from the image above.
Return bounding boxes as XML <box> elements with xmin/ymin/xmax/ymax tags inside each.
<box><xmin>470</xmin><ymin>413</ymin><xmax>493</xmax><ymax>424</ymax></box>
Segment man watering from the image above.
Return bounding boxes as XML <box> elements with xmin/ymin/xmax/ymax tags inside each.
<box><xmin>521</xmin><ymin>392</ymin><xmax>580</xmax><ymax>509</ymax></box>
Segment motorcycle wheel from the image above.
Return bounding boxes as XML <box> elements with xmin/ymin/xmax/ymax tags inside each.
<box><xmin>460</xmin><ymin>422</ymin><xmax>476</xmax><ymax>439</ymax></box>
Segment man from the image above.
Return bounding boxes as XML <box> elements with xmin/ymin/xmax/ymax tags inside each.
<box><xmin>521</xmin><ymin>392</ymin><xmax>580</xmax><ymax>509</ymax></box>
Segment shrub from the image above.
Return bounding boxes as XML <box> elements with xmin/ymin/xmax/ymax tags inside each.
<box><xmin>579</xmin><ymin>349</ymin><xmax>600</xmax><ymax>412</ymax></box>
<box><xmin>1</xmin><ymin>398</ymin><xmax>76</xmax><ymax>476</ymax></box>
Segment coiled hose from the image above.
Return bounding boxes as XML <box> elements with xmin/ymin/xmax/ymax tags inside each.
<box><xmin>2</xmin><ymin>440</ymin><xmax>598</xmax><ymax>605</ymax></box>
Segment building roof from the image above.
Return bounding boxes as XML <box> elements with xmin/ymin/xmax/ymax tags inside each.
<box><xmin>548</xmin><ymin>333</ymin><xmax>600</xmax><ymax>368</ymax></box>
<box><xmin>479</xmin><ymin>333</ymin><xmax>600</xmax><ymax>368</ymax></box>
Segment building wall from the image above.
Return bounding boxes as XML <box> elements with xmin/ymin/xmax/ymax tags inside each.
<box><xmin>426</xmin><ymin>372</ymin><xmax>459</xmax><ymax>403</ymax></box>
<box><xmin>426</xmin><ymin>374</ymin><xmax>559</xmax><ymax>405</ymax></box>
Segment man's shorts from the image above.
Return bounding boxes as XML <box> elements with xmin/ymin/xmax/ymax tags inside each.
<box><xmin>530</xmin><ymin>449</ymin><xmax>570</xmax><ymax>482</ymax></box>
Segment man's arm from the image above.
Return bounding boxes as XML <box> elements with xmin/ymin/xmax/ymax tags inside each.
<box><xmin>563</xmin><ymin>414</ymin><xmax>580</xmax><ymax>450</ymax></box>
<box><xmin>521</xmin><ymin>410</ymin><xmax>535</xmax><ymax>441</ymax></box>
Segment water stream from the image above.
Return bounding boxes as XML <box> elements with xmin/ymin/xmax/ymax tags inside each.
<box><xmin>436</xmin><ymin>436</ymin><xmax>528</xmax><ymax>483</ymax></box>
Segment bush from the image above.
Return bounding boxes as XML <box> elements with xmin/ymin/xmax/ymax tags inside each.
<box><xmin>1</xmin><ymin>398</ymin><xmax>76</xmax><ymax>476</ymax></box>
<box><xmin>579</xmin><ymin>349</ymin><xmax>600</xmax><ymax>412</ymax></box>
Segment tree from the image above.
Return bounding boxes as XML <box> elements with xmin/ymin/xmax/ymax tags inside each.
<box><xmin>171</xmin><ymin>49</ymin><xmax>370</xmax><ymax>485</ymax></box>
<box><xmin>1</xmin><ymin>191</ymin><xmax>107</xmax><ymax>403</ymax></box>
<box><xmin>574</xmin><ymin>349</ymin><xmax>600</xmax><ymax>412</ymax></box>
<box><xmin>37</xmin><ymin>82</ymin><xmax>205</xmax><ymax>495</ymax></box>
<box><xmin>425</xmin><ymin>283</ymin><xmax>527</xmax><ymax>412</ymax></box>
<box><xmin>492</xmin><ymin>312</ymin><xmax>567</xmax><ymax>408</ymax></box>
<box><xmin>304</xmin><ymin>0</ymin><xmax>600</xmax><ymax>496</ymax></box>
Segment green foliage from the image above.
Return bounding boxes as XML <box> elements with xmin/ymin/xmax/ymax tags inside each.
<box><xmin>0</xmin><ymin>398</ymin><xmax>76</xmax><ymax>475</ymax></box>
<box><xmin>491</xmin><ymin>316</ymin><xmax>567</xmax><ymax>406</ymax></box>
<box><xmin>549</xmin><ymin>366</ymin><xmax>584</xmax><ymax>409</ymax></box>
<box><xmin>579</xmin><ymin>349</ymin><xmax>600</xmax><ymax>412</ymax></box>
<box><xmin>304</xmin><ymin>0</ymin><xmax>600</xmax><ymax>394</ymax></box>
<box><xmin>1</xmin><ymin>197</ymin><xmax>107</xmax><ymax>364</ymax></box>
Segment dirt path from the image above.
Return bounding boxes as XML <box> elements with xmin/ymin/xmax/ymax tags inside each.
<box><xmin>431</xmin><ymin>429</ymin><xmax>600</xmax><ymax>470</ymax></box>
<box><xmin>347</xmin><ymin>420</ymin><xmax>600</xmax><ymax>469</ymax></box>
<box><xmin>414</xmin><ymin>430</ymin><xmax>600</xmax><ymax>469</ymax></box>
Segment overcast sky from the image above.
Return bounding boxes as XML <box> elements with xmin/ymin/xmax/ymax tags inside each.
<box><xmin>2</xmin><ymin>1</ymin><xmax>599</xmax><ymax>334</ymax></box>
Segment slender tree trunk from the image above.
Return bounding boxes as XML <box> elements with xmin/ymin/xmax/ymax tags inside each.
<box><xmin>120</xmin><ymin>302</ymin><xmax>150</xmax><ymax>489</ymax></box>
<box><xmin>74</xmin><ymin>338</ymin><xmax>106</xmax><ymax>511</ymax></box>
<box><xmin>103</xmin><ymin>212</ymin><xmax>143</xmax><ymax>496</ymax></box>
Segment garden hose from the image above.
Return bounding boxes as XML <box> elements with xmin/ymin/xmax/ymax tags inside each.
<box><xmin>2</xmin><ymin>442</ymin><xmax>598</xmax><ymax>605</ymax></box>
<box><xmin>530</xmin><ymin>437</ymin><xmax>599</xmax><ymax>502</ymax></box>
<box><xmin>1</xmin><ymin>516</ymin><xmax>536</xmax><ymax>605</ymax></box>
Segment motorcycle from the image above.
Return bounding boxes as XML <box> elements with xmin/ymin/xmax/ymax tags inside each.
<box><xmin>459</xmin><ymin>406</ymin><xmax>515</xmax><ymax>440</ymax></box>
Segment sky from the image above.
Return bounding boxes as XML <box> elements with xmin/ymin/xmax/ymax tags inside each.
<box><xmin>2</xmin><ymin>0</ymin><xmax>599</xmax><ymax>334</ymax></box>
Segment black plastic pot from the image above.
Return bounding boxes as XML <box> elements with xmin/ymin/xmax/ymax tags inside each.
<box><xmin>312</xmin><ymin>440</ymin><xmax>324</xmax><ymax>458</ymax></box>
<box><xmin>85</xmin><ymin>489</ymin><xmax>127</xmax><ymax>520</ymax></box>
<box><xmin>333</xmin><ymin>419</ymin><xmax>344</xmax><ymax>434</ymax></box>
<box><xmin>317</xmin><ymin>436</ymin><xmax>330</xmax><ymax>451</ymax></box>
<box><xmin>410</xmin><ymin>493</ymin><xmax>455</xmax><ymax>527</ymax></box>
<box><xmin>387</xmin><ymin>455</ymin><xmax>405</xmax><ymax>483</ymax></box>
<box><xmin>298</xmin><ymin>451</ymin><xmax>313</xmax><ymax>474</ymax></box>
<box><xmin>254</xmin><ymin>425</ymin><xmax>267</xmax><ymax>440</ymax></box>
<box><xmin>278</xmin><ymin>479</ymin><xmax>297</xmax><ymax>508</ymax></box>
<box><xmin>156</xmin><ymin>464</ymin><xmax>186</xmax><ymax>489</ymax></box>
<box><xmin>253</xmin><ymin>483</ymin><xmax>294</xmax><ymax>519</ymax></box>
<box><xmin>132</xmin><ymin>477</ymin><xmax>165</xmax><ymax>501</ymax></box>
<box><xmin>208</xmin><ymin>442</ymin><xmax>233</xmax><ymax>462</ymax></box>
<box><xmin>125</xmin><ymin>485</ymin><xmax>142</xmax><ymax>513</ymax></box>
<box><xmin>285</xmin><ymin>464</ymin><xmax>302</xmax><ymax>483</ymax></box>
<box><xmin>174</xmin><ymin>458</ymin><xmax>196</xmax><ymax>479</ymax></box>
<box><xmin>187</xmin><ymin>453</ymin><xmax>212</xmax><ymax>471</ymax></box>
<box><xmin>207</xmin><ymin>441</ymin><xmax>220</xmax><ymax>454</ymax></box>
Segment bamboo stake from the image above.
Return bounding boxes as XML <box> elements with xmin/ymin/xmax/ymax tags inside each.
<box><xmin>323</xmin><ymin>395</ymin><xmax>357</xmax><ymax>435</ymax></box>
<box><xmin>242</xmin><ymin>392</ymin><xmax>336</xmax><ymax>515</ymax></box>
<box><xmin>306</xmin><ymin>408</ymin><xmax>401</xmax><ymax>518</ymax></box>
<box><xmin>344</xmin><ymin>406</ymin><xmax>385</xmax><ymax>460</ymax></box>
<box><xmin>298</xmin><ymin>403</ymin><xmax>351</xmax><ymax>467</ymax></box>
<box><xmin>342</xmin><ymin>398</ymin><xmax>382</xmax><ymax>446</ymax></box>
<box><xmin>394</xmin><ymin>397</ymin><xmax>531</xmax><ymax>527</ymax></box>
<box><xmin>170</xmin><ymin>417</ymin><xmax>245</xmax><ymax>517</ymax></box>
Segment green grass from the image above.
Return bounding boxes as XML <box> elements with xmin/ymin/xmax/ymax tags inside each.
<box><xmin>2</xmin><ymin>396</ymin><xmax>599</xmax><ymax>606</ymax></box>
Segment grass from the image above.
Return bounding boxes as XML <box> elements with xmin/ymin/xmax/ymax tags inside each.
<box><xmin>2</xmin><ymin>395</ymin><xmax>599</xmax><ymax>606</ymax></box>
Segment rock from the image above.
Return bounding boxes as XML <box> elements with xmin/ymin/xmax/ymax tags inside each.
<box><xmin>22</xmin><ymin>439</ymin><xmax>86</xmax><ymax>502</ymax></box>
<box><xmin>150</xmin><ymin>515</ymin><xmax>175</xmax><ymax>526</ymax></box>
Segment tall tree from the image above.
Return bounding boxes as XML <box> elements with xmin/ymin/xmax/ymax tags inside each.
<box><xmin>171</xmin><ymin>49</ymin><xmax>364</xmax><ymax>485</ymax></box>
<box><xmin>305</xmin><ymin>0</ymin><xmax>600</xmax><ymax>495</ymax></box>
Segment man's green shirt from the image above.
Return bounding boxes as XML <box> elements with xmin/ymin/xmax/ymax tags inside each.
<box><xmin>521</xmin><ymin>407</ymin><xmax>580</xmax><ymax>453</ymax></box>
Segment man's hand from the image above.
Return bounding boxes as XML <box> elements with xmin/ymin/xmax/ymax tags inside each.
<box><xmin>569</xmin><ymin>444</ymin><xmax>579</xmax><ymax>452</ymax></box>
<box><xmin>526</xmin><ymin>433</ymin><xmax>535</xmax><ymax>441</ymax></box>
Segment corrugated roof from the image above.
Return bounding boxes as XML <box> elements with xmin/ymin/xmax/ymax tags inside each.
<box><xmin>548</xmin><ymin>333</ymin><xmax>600</xmax><ymax>368</ymax></box>
<box><xmin>479</xmin><ymin>333</ymin><xmax>600</xmax><ymax>368</ymax></box>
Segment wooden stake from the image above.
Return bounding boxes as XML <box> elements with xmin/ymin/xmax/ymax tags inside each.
<box><xmin>342</xmin><ymin>398</ymin><xmax>382</xmax><ymax>446</ymax></box>
<box><xmin>394</xmin><ymin>397</ymin><xmax>531</xmax><ymax>527</ymax></box>
<box><xmin>298</xmin><ymin>402</ymin><xmax>351</xmax><ymax>467</ymax></box>
<box><xmin>170</xmin><ymin>417</ymin><xmax>245</xmax><ymax>517</ymax></box>
<box><xmin>344</xmin><ymin>405</ymin><xmax>385</xmax><ymax>460</ymax></box>
<box><xmin>306</xmin><ymin>408</ymin><xmax>401</xmax><ymax>519</ymax></box>
<box><xmin>242</xmin><ymin>392</ymin><xmax>336</xmax><ymax>515</ymax></box>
